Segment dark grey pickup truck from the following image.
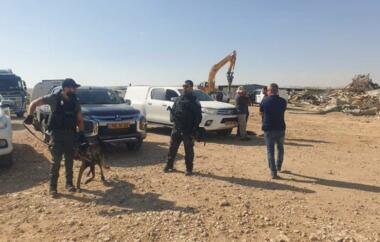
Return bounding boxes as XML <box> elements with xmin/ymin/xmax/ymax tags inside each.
<box><xmin>33</xmin><ymin>86</ymin><xmax>147</xmax><ymax>150</ymax></box>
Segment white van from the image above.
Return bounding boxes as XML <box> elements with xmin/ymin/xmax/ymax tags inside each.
<box><xmin>125</xmin><ymin>86</ymin><xmax>238</xmax><ymax>135</ymax></box>
<box><xmin>255</xmin><ymin>89</ymin><xmax>289</xmax><ymax>103</ymax></box>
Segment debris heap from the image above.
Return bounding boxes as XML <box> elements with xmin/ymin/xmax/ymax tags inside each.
<box><xmin>289</xmin><ymin>74</ymin><xmax>380</xmax><ymax>116</ymax></box>
<box><xmin>344</xmin><ymin>74</ymin><xmax>379</xmax><ymax>92</ymax></box>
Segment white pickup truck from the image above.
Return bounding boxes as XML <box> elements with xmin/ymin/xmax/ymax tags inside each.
<box><xmin>125</xmin><ymin>86</ymin><xmax>238</xmax><ymax>135</ymax></box>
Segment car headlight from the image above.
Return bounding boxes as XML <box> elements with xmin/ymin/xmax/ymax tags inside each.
<box><xmin>201</xmin><ymin>108</ymin><xmax>218</xmax><ymax>115</ymax></box>
<box><xmin>0</xmin><ymin>116</ymin><xmax>8</xmax><ymax>129</ymax></box>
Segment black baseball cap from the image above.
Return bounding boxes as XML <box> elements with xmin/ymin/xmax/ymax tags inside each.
<box><xmin>183</xmin><ymin>80</ymin><xmax>194</xmax><ymax>87</ymax></box>
<box><xmin>62</xmin><ymin>78</ymin><xmax>80</xmax><ymax>88</ymax></box>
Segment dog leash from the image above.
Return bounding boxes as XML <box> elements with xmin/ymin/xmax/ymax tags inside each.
<box><xmin>23</xmin><ymin>123</ymin><xmax>49</xmax><ymax>146</ymax></box>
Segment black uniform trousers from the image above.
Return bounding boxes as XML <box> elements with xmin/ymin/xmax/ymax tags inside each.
<box><xmin>49</xmin><ymin>129</ymin><xmax>76</xmax><ymax>189</ymax></box>
<box><xmin>167</xmin><ymin>129</ymin><xmax>194</xmax><ymax>172</ymax></box>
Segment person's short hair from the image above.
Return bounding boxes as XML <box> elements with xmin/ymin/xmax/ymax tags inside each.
<box><xmin>184</xmin><ymin>80</ymin><xmax>194</xmax><ymax>87</ymax></box>
<box><xmin>269</xmin><ymin>83</ymin><xmax>279</xmax><ymax>94</ymax></box>
<box><xmin>236</xmin><ymin>86</ymin><xmax>245</xmax><ymax>93</ymax></box>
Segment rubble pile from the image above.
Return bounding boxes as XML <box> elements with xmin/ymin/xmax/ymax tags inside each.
<box><xmin>344</xmin><ymin>74</ymin><xmax>379</xmax><ymax>92</ymax></box>
<box><xmin>288</xmin><ymin>90</ymin><xmax>324</xmax><ymax>106</ymax></box>
<box><xmin>289</xmin><ymin>74</ymin><xmax>380</xmax><ymax>116</ymax></box>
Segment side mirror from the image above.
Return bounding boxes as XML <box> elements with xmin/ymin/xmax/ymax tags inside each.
<box><xmin>124</xmin><ymin>99</ymin><xmax>131</xmax><ymax>105</ymax></box>
<box><xmin>170</xmin><ymin>97</ymin><xmax>178</xmax><ymax>102</ymax></box>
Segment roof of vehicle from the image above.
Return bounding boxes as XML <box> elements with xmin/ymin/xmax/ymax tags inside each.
<box><xmin>128</xmin><ymin>85</ymin><xmax>201</xmax><ymax>90</ymax></box>
<box><xmin>77</xmin><ymin>86</ymin><xmax>113</xmax><ymax>90</ymax></box>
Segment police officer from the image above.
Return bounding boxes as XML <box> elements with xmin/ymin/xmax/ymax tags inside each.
<box><xmin>164</xmin><ymin>80</ymin><xmax>202</xmax><ymax>176</ymax></box>
<box><xmin>24</xmin><ymin>78</ymin><xmax>85</xmax><ymax>197</ymax></box>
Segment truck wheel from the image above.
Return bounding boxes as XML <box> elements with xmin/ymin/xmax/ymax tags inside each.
<box><xmin>126</xmin><ymin>140</ymin><xmax>143</xmax><ymax>151</ymax></box>
<box><xmin>216</xmin><ymin>129</ymin><xmax>232</xmax><ymax>136</ymax></box>
<box><xmin>0</xmin><ymin>153</ymin><xmax>13</xmax><ymax>168</ymax></box>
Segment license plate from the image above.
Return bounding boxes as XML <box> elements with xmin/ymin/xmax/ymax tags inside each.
<box><xmin>225</xmin><ymin>121</ymin><xmax>237</xmax><ymax>126</ymax></box>
<box><xmin>108</xmin><ymin>123</ymin><xmax>130</xmax><ymax>129</ymax></box>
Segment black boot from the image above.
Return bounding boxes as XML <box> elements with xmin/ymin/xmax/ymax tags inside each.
<box><xmin>49</xmin><ymin>186</ymin><xmax>58</xmax><ymax>198</ymax></box>
<box><xmin>65</xmin><ymin>182</ymin><xmax>76</xmax><ymax>192</ymax></box>
<box><xmin>163</xmin><ymin>163</ymin><xmax>174</xmax><ymax>173</ymax></box>
<box><xmin>185</xmin><ymin>163</ymin><xmax>193</xmax><ymax>176</ymax></box>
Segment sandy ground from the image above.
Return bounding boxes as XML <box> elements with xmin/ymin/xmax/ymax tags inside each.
<box><xmin>0</xmin><ymin>106</ymin><xmax>379</xmax><ymax>242</ymax></box>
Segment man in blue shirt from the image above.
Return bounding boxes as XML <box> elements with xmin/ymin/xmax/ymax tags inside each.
<box><xmin>259</xmin><ymin>83</ymin><xmax>287</xmax><ymax>179</ymax></box>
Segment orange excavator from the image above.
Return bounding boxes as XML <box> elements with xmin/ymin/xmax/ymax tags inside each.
<box><xmin>198</xmin><ymin>50</ymin><xmax>237</xmax><ymax>94</ymax></box>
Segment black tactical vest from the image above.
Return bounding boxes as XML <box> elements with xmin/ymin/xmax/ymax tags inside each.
<box><xmin>171</xmin><ymin>94</ymin><xmax>197</xmax><ymax>133</ymax></box>
<box><xmin>48</xmin><ymin>93</ymin><xmax>78</xmax><ymax>131</ymax></box>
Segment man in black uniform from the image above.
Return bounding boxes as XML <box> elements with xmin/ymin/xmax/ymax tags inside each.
<box><xmin>164</xmin><ymin>80</ymin><xmax>202</xmax><ymax>176</ymax></box>
<box><xmin>24</xmin><ymin>78</ymin><xmax>85</xmax><ymax>197</ymax></box>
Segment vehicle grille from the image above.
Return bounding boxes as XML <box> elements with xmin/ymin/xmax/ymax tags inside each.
<box><xmin>4</xmin><ymin>95</ymin><xmax>22</xmax><ymax>108</ymax></box>
<box><xmin>92</xmin><ymin>114</ymin><xmax>138</xmax><ymax>122</ymax></box>
<box><xmin>221</xmin><ymin>117</ymin><xmax>238</xmax><ymax>123</ymax></box>
<box><xmin>98</xmin><ymin>123</ymin><xmax>137</xmax><ymax>138</ymax></box>
<box><xmin>217</xmin><ymin>108</ymin><xmax>237</xmax><ymax>115</ymax></box>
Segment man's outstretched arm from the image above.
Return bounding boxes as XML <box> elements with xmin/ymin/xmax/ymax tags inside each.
<box><xmin>27</xmin><ymin>97</ymin><xmax>45</xmax><ymax>117</ymax></box>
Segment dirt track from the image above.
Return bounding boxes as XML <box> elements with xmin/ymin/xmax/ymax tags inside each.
<box><xmin>0</xmin><ymin>106</ymin><xmax>379</xmax><ymax>242</ymax></box>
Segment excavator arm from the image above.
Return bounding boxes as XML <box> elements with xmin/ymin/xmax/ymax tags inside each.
<box><xmin>199</xmin><ymin>50</ymin><xmax>237</xmax><ymax>94</ymax></box>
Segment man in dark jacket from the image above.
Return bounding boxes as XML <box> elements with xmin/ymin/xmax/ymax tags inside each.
<box><xmin>235</xmin><ymin>86</ymin><xmax>250</xmax><ymax>141</ymax></box>
<box><xmin>24</xmin><ymin>79</ymin><xmax>86</xmax><ymax>197</ymax></box>
<box><xmin>260</xmin><ymin>83</ymin><xmax>287</xmax><ymax>179</ymax></box>
<box><xmin>164</xmin><ymin>80</ymin><xmax>202</xmax><ymax>176</ymax></box>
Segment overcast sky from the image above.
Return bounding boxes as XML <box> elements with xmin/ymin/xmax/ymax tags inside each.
<box><xmin>1</xmin><ymin>0</ymin><xmax>379</xmax><ymax>88</ymax></box>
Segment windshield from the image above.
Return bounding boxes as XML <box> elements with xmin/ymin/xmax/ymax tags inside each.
<box><xmin>76</xmin><ymin>89</ymin><xmax>123</xmax><ymax>105</ymax></box>
<box><xmin>0</xmin><ymin>75</ymin><xmax>22</xmax><ymax>91</ymax></box>
<box><xmin>178</xmin><ymin>89</ymin><xmax>214</xmax><ymax>101</ymax></box>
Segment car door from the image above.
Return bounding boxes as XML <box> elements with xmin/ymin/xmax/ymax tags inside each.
<box><xmin>145</xmin><ymin>88</ymin><xmax>167</xmax><ymax>123</ymax></box>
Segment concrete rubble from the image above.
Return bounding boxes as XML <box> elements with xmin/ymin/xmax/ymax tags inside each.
<box><xmin>289</xmin><ymin>74</ymin><xmax>380</xmax><ymax>116</ymax></box>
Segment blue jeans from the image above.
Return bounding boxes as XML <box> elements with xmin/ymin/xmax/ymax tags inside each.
<box><xmin>264</xmin><ymin>130</ymin><xmax>285</xmax><ymax>175</ymax></box>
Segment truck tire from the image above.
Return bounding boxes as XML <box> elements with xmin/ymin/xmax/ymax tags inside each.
<box><xmin>126</xmin><ymin>139</ymin><xmax>143</xmax><ymax>151</ymax></box>
<box><xmin>0</xmin><ymin>153</ymin><xmax>13</xmax><ymax>168</ymax></box>
<box><xmin>216</xmin><ymin>129</ymin><xmax>232</xmax><ymax>136</ymax></box>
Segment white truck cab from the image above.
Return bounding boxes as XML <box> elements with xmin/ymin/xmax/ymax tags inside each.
<box><xmin>125</xmin><ymin>86</ymin><xmax>238</xmax><ymax>135</ymax></box>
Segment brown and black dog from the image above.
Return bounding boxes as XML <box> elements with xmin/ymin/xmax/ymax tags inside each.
<box><xmin>76</xmin><ymin>143</ymin><xmax>108</xmax><ymax>191</ymax></box>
